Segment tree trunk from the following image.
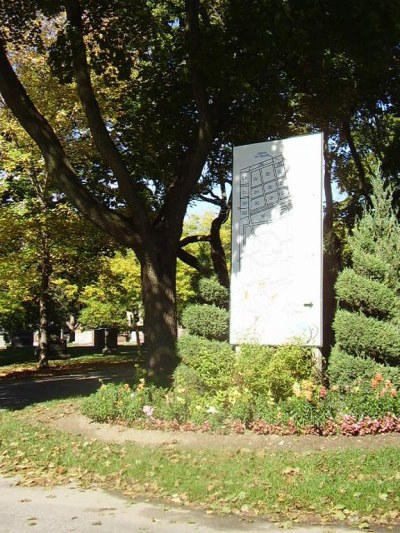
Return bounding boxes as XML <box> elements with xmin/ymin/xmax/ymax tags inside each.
<box><xmin>37</xmin><ymin>295</ymin><xmax>49</xmax><ymax>368</ymax></box>
<box><xmin>37</xmin><ymin>231</ymin><xmax>51</xmax><ymax>368</ymax></box>
<box><xmin>210</xmin><ymin>204</ymin><xmax>230</xmax><ymax>289</ymax></box>
<box><xmin>322</xmin><ymin>132</ymin><xmax>341</xmax><ymax>375</ymax></box>
<box><xmin>140</xmin><ymin>247</ymin><xmax>179</xmax><ymax>385</ymax></box>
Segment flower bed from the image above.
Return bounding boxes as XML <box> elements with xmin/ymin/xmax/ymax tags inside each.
<box><xmin>81</xmin><ymin>372</ymin><xmax>400</xmax><ymax>437</ymax></box>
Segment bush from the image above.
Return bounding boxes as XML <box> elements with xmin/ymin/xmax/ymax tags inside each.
<box><xmin>176</xmin><ymin>334</ymin><xmax>234</xmax><ymax>391</ymax></box>
<box><xmin>327</xmin><ymin>348</ymin><xmax>400</xmax><ymax>390</ymax></box>
<box><xmin>172</xmin><ymin>363</ymin><xmax>204</xmax><ymax>394</ymax></box>
<box><xmin>352</xmin><ymin>249</ymin><xmax>392</xmax><ymax>285</ymax></box>
<box><xmin>181</xmin><ymin>303</ymin><xmax>229</xmax><ymax>340</ymax></box>
<box><xmin>266</xmin><ymin>343</ymin><xmax>315</xmax><ymax>401</ymax></box>
<box><xmin>233</xmin><ymin>344</ymin><xmax>275</xmax><ymax>396</ymax></box>
<box><xmin>81</xmin><ymin>381</ymin><xmax>167</xmax><ymax>423</ymax></box>
<box><xmin>332</xmin><ymin>174</ymin><xmax>400</xmax><ymax>368</ymax></box>
<box><xmin>198</xmin><ymin>277</ymin><xmax>229</xmax><ymax>308</ymax></box>
<box><xmin>342</xmin><ymin>385</ymin><xmax>400</xmax><ymax>420</ymax></box>
<box><xmin>335</xmin><ymin>268</ymin><xmax>398</xmax><ymax>319</ymax></box>
<box><xmin>333</xmin><ymin>309</ymin><xmax>400</xmax><ymax>362</ymax></box>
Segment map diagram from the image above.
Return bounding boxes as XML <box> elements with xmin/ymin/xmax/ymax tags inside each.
<box><xmin>238</xmin><ymin>154</ymin><xmax>294</xmax><ymax>293</ymax></box>
<box><xmin>231</xmin><ymin>134</ymin><xmax>323</xmax><ymax>347</ymax></box>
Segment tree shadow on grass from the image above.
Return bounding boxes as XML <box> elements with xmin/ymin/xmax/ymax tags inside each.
<box><xmin>0</xmin><ymin>363</ymin><xmax>135</xmax><ymax>410</ymax></box>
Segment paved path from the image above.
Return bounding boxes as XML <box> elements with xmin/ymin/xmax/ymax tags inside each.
<box><xmin>0</xmin><ymin>363</ymin><xmax>134</xmax><ymax>410</ymax></box>
<box><xmin>0</xmin><ymin>476</ymin><xmax>367</xmax><ymax>533</ymax></box>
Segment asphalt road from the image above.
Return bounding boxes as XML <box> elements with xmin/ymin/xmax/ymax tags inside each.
<box><xmin>0</xmin><ymin>363</ymin><xmax>135</xmax><ymax>410</ymax></box>
<box><xmin>0</xmin><ymin>476</ymin><xmax>363</xmax><ymax>533</ymax></box>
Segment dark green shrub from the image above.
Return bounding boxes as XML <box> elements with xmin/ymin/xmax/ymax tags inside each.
<box><xmin>335</xmin><ymin>268</ymin><xmax>398</xmax><ymax>319</ymax></box>
<box><xmin>327</xmin><ymin>348</ymin><xmax>400</xmax><ymax>389</ymax></box>
<box><xmin>333</xmin><ymin>309</ymin><xmax>400</xmax><ymax>362</ymax></box>
<box><xmin>198</xmin><ymin>277</ymin><xmax>229</xmax><ymax>308</ymax></box>
<box><xmin>352</xmin><ymin>249</ymin><xmax>391</xmax><ymax>284</ymax></box>
<box><xmin>181</xmin><ymin>303</ymin><xmax>229</xmax><ymax>340</ymax></box>
<box><xmin>332</xmin><ymin>175</ymin><xmax>400</xmax><ymax>368</ymax></box>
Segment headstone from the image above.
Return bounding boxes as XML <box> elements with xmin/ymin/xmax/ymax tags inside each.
<box><xmin>12</xmin><ymin>330</ymin><xmax>34</xmax><ymax>348</ymax></box>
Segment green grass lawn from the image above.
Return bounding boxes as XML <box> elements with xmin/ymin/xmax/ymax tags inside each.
<box><xmin>0</xmin><ymin>344</ymin><xmax>138</xmax><ymax>364</ymax></box>
<box><xmin>0</xmin><ymin>401</ymin><xmax>399</xmax><ymax>529</ymax></box>
<box><xmin>0</xmin><ymin>345</ymin><xmax>141</xmax><ymax>379</ymax></box>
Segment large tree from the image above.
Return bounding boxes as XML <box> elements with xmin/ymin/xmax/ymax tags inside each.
<box><xmin>1</xmin><ymin>0</ymin><xmax>400</xmax><ymax>380</ymax></box>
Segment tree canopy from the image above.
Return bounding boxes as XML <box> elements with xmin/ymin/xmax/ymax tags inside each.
<box><xmin>1</xmin><ymin>0</ymin><xmax>400</xmax><ymax>380</ymax></box>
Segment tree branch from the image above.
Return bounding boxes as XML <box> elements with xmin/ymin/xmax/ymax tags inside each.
<box><xmin>198</xmin><ymin>193</ymin><xmax>222</xmax><ymax>206</ymax></box>
<box><xmin>177</xmin><ymin>247</ymin><xmax>208</xmax><ymax>273</ymax></box>
<box><xmin>179</xmin><ymin>234</ymin><xmax>210</xmax><ymax>247</ymax></box>
<box><xmin>63</xmin><ymin>0</ymin><xmax>150</xmax><ymax>231</ymax></box>
<box><xmin>342</xmin><ymin>120</ymin><xmax>372</xmax><ymax>206</ymax></box>
<box><xmin>184</xmin><ymin>0</ymin><xmax>212</xmax><ymax>128</ymax></box>
<box><xmin>159</xmin><ymin>0</ymin><xmax>216</xmax><ymax>232</ymax></box>
<box><xmin>0</xmin><ymin>40</ymin><xmax>136</xmax><ymax>247</ymax></box>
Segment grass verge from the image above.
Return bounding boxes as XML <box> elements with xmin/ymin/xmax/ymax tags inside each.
<box><xmin>0</xmin><ymin>403</ymin><xmax>399</xmax><ymax>528</ymax></box>
<box><xmin>0</xmin><ymin>347</ymin><xmax>140</xmax><ymax>380</ymax></box>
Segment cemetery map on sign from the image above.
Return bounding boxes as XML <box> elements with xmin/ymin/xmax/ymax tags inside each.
<box><xmin>238</xmin><ymin>154</ymin><xmax>294</xmax><ymax>294</ymax></box>
<box><xmin>230</xmin><ymin>134</ymin><xmax>323</xmax><ymax>346</ymax></box>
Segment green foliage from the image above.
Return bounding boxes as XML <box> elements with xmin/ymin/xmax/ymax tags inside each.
<box><xmin>333</xmin><ymin>309</ymin><xmax>400</xmax><ymax>362</ymax></box>
<box><xmin>233</xmin><ymin>344</ymin><xmax>275</xmax><ymax>396</ymax></box>
<box><xmin>78</xmin><ymin>250</ymin><xmax>141</xmax><ymax>330</ymax></box>
<box><xmin>175</xmin><ymin>337</ymin><xmax>316</xmax><ymax>416</ymax></box>
<box><xmin>349</xmin><ymin>176</ymin><xmax>400</xmax><ymax>291</ymax></box>
<box><xmin>81</xmin><ymin>381</ymin><xmax>167</xmax><ymax>424</ymax></box>
<box><xmin>254</xmin><ymin>394</ymin><xmax>339</xmax><ymax>429</ymax></box>
<box><xmin>181</xmin><ymin>304</ymin><xmax>229</xmax><ymax>341</ymax></box>
<box><xmin>333</xmin><ymin>174</ymin><xmax>400</xmax><ymax>366</ymax></box>
<box><xmin>198</xmin><ymin>277</ymin><xmax>229</xmax><ymax>308</ymax></box>
<box><xmin>78</xmin><ymin>302</ymin><xmax>127</xmax><ymax>330</ymax></box>
<box><xmin>335</xmin><ymin>268</ymin><xmax>398</xmax><ymax>319</ymax></box>
<box><xmin>176</xmin><ymin>334</ymin><xmax>235</xmax><ymax>391</ymax></box>
<box><xmin>172</xmin><ymin>363</ymin><xmax>205</xmax><ymax>395</ymax></box>
<box><xmin>327</xmin><ymin>348</ymin><xmax>400</xmax><ymax>390</ymax></box>
<box><xmin>266</xmin><ymin>343</ymin><xmax>315</xmax><ymax>401</ymax></box>
<box><xmin>341</xmin><ymin>384</ymin><xmax>400</xmax><ymax>420</ymax></box>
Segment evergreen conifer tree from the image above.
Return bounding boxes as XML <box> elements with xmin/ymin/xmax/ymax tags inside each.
<box><xmin>333</xmin><ymin>174</ymin><xmax>400</xmax><ymax>364</ymax></box>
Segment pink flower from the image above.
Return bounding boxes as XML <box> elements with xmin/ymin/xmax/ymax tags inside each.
<box><xmin>142</xmin><ymin>405</ymin><xmax>154</xmax><ymax>417</ymax></box>
<box><xmin>319</xmin><ymin>386</ymin><xmax>327</xmax><ymax>399</ymax></box>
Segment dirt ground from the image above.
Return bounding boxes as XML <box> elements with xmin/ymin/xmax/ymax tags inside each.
<box><xmin>44</xmin><ymin>404</ymin><xmax>400</xmax><ymax>454</ymax></box>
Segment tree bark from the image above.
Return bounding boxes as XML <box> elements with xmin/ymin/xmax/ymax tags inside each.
<box><xmin>210</xmin><ymin>201</ymin><xmax>230</xmax><ymax>289</ymax></box>
<box><xmin>37</xmin><ymin>228</ymin><xmax>51</xmax><ymax>368</ymax></box>
<box><xmin>322</xmin><ymin>131</ymin><xmax>341</xmax><ymax>374</ymax></box>
<box><xmin>140</xmin><ymin>245</ymin><xmax>179</xmax><ymax>385</ymax></box>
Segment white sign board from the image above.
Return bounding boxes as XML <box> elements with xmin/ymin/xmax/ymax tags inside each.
<box><xmin>230</xmin><ymin>133</ymin><xmax>323</xmax><ymax>346</ymax></box>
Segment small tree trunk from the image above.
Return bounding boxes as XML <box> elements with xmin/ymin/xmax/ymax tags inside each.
<box><xmin>210</xmin><ymin>204</ymin><xmax>230</xmax><ymax>289</ymax></box>
<box><xmin>141</xmin><ymin>248</ymin><xmax>179</xmax><ymax>385</ymax></box>
<box><xmin>37</xmin><ymin>295</ymin><xmax>49</xmax><ymax>368</ymax></box>
<box><xmin>37</xmin><ymin>224</ymin><xmax>52</xmax><ymax>369</ymax></box>
<box><xmin>322</xmin><ymin>132</ymin><xmax>341</xmax><ymax>375</ymax></box>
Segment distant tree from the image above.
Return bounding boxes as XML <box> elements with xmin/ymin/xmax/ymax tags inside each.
<box><xmin>0</xmin><ymin>32</ymin><xmax>117</xmax><ymax>366</ymax></box>
<box><xmin>78</xmin><ymin>250</ymin><xmax>141</xmax><ymax>331</ymax></box>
